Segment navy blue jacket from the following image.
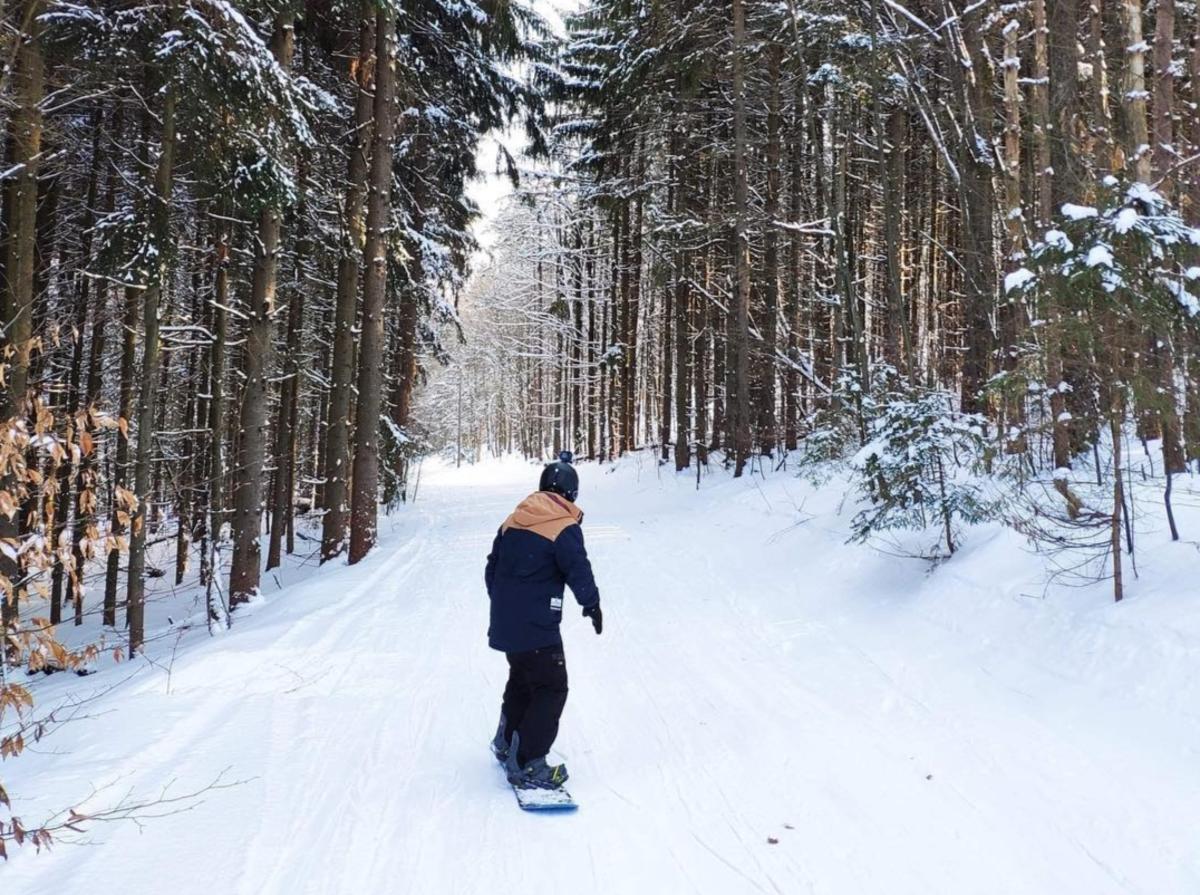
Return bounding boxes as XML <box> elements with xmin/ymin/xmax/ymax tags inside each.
<box><xmin>485</xmin><ymin>491</ymin><xmax>599</xmax><ymax>653</ymax></box>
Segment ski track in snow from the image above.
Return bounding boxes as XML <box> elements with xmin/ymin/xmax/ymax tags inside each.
<box><xmin>4</xmin><ymin>456</ymin><xmax>1199</xmax><ymax>894</ymax></box>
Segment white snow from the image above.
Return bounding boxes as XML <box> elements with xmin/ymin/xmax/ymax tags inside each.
<box><xmin>1060</xmin><ymin>203</ymin><xmax>1097</xmax><ymax>221</ymax></box>
<box><xmin>1004</xmin><ymin>267</ymin><xmax>1035</xmax><ymax>293</ymax></box>
<box><xmin>1162</xmin><ymin>277</ymin><xmax>1200</xmax><ymax>316</ymax></box>
<box><xmin>1114</xmin><ymin>207</ymin><xmax>1141</xmax><ymax>234</ymax></box>
<box><xmin>1043</xmin><ymin>229</ymin><xmax>1073</xmax><ymax>252</ymax></box>
<box><xmin>4</xmin><ymin>455</ymin><xmax>1200</xmax><ymax>893</ymax></box>
<box><xmin>1085</xmin><ymin>244</ymin><xmax>1114</xmax><ymax>268</ymax></box>
<box><xmin>1126</xmin><ymin>181</ymin><xmax>1160</xmax><ymax>205</ymax></box>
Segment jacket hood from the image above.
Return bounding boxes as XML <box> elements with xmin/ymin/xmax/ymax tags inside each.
<box><xmin>508</xmin><ymin>491</ymin><xmax>583</xmax><ymax>531</ymax></box>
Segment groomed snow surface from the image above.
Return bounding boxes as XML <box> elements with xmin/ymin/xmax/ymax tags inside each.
<box><xmin>5</xmin><ymin>454</ymin><xmax>1200</xmax><ymax>894</ymax></box>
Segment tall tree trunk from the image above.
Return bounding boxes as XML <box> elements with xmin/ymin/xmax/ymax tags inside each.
<box><xmin>347</xmin><ymin>4</ymin><xmax>397</xmax><ymax>564</ymax></box>
<box><xmin>1147</xmin><ymin>0</ymin><xmax>1186</xmax><ymax>481</ymax></box>
<box><xmin>1031</xmin><ymin>0</ymin><xmax>1053</xmax><ymax>229</ymax></box>
<box><xmin>882</xmin><ymin>101</ymin><xmax>910</xmax><ymax>377</ymax></box>
<box><xmin>674</xmin><ymin>146</ymin><xmax>692</xmax><ymax>471</ymax></box>
<box><xmin>661</xmin><ymin>164</ymin><xmax>674</xmax><ymax>463</ymax></box>
<box><xmin>201</xmin><ymin>205</ymin><xmax>230</xmax><ymax>610</ymax></box>
<box><xmin>128</xmin><ymin>63</ymin><xmax>178</xmax><ymax>653</ymax></box>
<box><xmin>72</xmin><ymin>287</ymin><xmax>107</xmax><ymax>626</ymax></box>
<box><xmin>731</xmin><ymin>0</ymin><xmax>752</xmax><ymax>477</ymax></box>
<box><xmin>1121</xmin><ymin>0</ymin><xmax>1152</xmax><ymax>183</ymax></box>
<box><xmin>623</xmin><ymin>160</ymin><xmax>644</xmax><ymax>454</ymax></box>
<box><xmin>0</xmin><ymin>0</ymin><xmax>43</xmax><ymax>632</ymax></box>
<box><xmin>1002</xmin><ymin>21</ymin><xmax>1025</xmax><ymax>262</ymax></box>
<box><xmin>229</xmin><ymin>12</ymin><xmax>295</xmax><ymax>604</ymax></box>
<box><xmin>175</xmin><ymin>307</ymin><xmax>198</xmax><ymax>586</ymax></box>
<box><xmin>785</xmin><ymin>84</ymin><xmax>804</xmax><ymax>451</ymax></box>
<box><xmin>320</xmin><ymin>7</ymin><xmax>374</xmax><ymax>562</ymax></box>
<box><xmin>585</xmin><ymin>226</ymin><xmax>597</xmax><ymax>459</ymax></box>
<box><xmin>572</xmin><ymin>232</ymin><xmax>584</xmax><ymax>454</ymax></box>
<box><xmin>1045</xmin><ymin>0</ymin><xmax>1078</xmax><ymax>471</ymax></box>
<box><xmin>1050</xmin><ymin>0</ymin><xmax>1085</xmax><ymax>202</ymax></box>
<box><xmin>759</xmin><ymin>43</ymin><xmax>782</xmax><ymax>456</ymax></box>
<box><xmin>1086</xmin><ymin>0</ymin><xmax>1114</xmax><ymax>173</ymax></box>
<box><xmin>268</xmin><ymin>168</ymin><xmax>307</xmax><ymax>570</ymax></box>
<box><xmin>1110</xmin><ymin>401</ymin><xmax>1125</xmax><ymax>602</ymax></box>
<box><xmin>1190</xmin><ymin>22</ymin><xmax>1200</xmax><ymax>220</ymax></box>
<box><xmin>944</xmin><ymin>1</ymin><xmax>997</xmax><ymax>415</ymax></box>
<box><xmin>1150</xmin><ymin>0</ymin><xmax>1175</xmax><ymax>190</ymax></box>
<box><xmin>105</xmin><ymin>285</ymin><xmax>138</xmax><ymax>627</ymax></box>
<box><xmin>1001</xmin><ymin>18</ymin><xmax>1028</xmax><ymax>452</ymax></box>
<box><xmin>833</xmin><ymin>105</ymin><xmax>865</xmax><ymax>391</ymax></box>
<box><xmin>694</xmin><ymin>171</ymin><xmax>711</xmax><ymax>463</ymax></box>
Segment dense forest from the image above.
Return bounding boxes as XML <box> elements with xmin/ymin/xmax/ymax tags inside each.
<box><xmin>0</xmin><ymin>0</ymin><xmax>1198</xmax><ymax>854</ymax></box>
<box><xmin>0</xmin><ymin>0</ymin><xmax>553</xmax><ymax>662</ymax></box>
<box><xmin>426</xmin><ymin>0</ymin><xmax>1200</xmax><ymax>588</ymax></box>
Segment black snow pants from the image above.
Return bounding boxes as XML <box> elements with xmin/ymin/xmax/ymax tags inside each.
<box><xmin>501</xmin><ymin>645</ymin><xmax>568</xmax><ymax>767</ymax></box>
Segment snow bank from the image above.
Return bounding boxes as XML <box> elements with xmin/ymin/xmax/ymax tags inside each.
<box><xmin>4</xmin><ymin>451</ymin><xmax>1198</xmax><ymax>894</ymax></box>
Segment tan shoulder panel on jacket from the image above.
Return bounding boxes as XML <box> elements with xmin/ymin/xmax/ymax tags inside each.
<box><xmin>500</xmin><ymin>491</ymin><xmax>582</xmax><ymax>542</ymax></box>
<box><xmin>521</xmin><ymin>515</ymin><xmax>577</xmax><ymax>542</ymax></box>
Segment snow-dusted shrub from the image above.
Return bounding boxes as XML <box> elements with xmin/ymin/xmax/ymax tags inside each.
<box><xmin>795</xmin><ymin>365</ymin><xmax>894</xmax><ymax>482</ymax></box>
<box><xmin>796</xmin><ymin>367</ymin><xmax>1001</xmax><ymax>556</ymax></box>
<box><xmin>848</xmin><ymin>388</ymin><xmax>1000</xmax><ymax>557</ymax></box>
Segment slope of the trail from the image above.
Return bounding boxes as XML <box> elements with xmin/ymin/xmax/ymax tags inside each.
<box><xmin>4</xmin><ymin>454</ymin><xmax>1198</xmax><ymax>894</ymax></box>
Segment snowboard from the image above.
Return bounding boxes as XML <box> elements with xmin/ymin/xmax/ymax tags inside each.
<box><xmin>512</xmin><ymin>783</ymin><xmax>577</xmax><ymax>812</ymax></box>
<box><xmin>494</xmin><ymin>746</ymin><xmax>577</xmax><ymax>811</ymax></box>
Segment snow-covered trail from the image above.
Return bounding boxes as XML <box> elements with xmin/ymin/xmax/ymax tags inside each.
<box><xmin>5</xmin><ymin>456</ymin><xmax>1198</xmax><ymax>894</ymax></box>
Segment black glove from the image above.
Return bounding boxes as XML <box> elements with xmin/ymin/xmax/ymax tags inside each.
<box><xmin>583</xmin><ymin>603</ymin><xmax>602</xmax><ymax>636</ymax></box>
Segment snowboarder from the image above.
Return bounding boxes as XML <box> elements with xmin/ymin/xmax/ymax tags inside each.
<box><xmin>486</xmin><ymin>451</ymin><xmax>602</xmax><ymax>791</ymax></box>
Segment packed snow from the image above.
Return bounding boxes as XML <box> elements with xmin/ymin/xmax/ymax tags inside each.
<box><xmin>4</xmin><ymin>454</ymin><xmax>1199</xmax><ymax>894</ymax></box>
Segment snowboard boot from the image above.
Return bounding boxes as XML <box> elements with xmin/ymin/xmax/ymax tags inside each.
<box><xmin>505</xmin><ymin>732</ymin><xmax>569</xmax><ymax>790</ymax></box>
<box><xmin>490</xmin><ymin>714</ymin><xmax>511</xmax><ymax>765</ymax></box>
<box><xmin>510</xmin><ymin>756</ymin><xmax>570</xmax><ymax>790</ymax></box>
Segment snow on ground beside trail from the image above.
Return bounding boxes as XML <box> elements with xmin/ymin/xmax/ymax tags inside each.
<box><xmin>4</xmin><ymin>452</ymin><xmax>1200</xmax><ymax>894</ymax></box>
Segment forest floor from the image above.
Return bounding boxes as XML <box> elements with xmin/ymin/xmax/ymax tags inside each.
<box><xmin>4</xmin><ymin>452</ymin><xmax>1200</xmax><ymax>894</ymax></box>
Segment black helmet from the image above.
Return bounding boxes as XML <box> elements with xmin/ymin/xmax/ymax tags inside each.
<box><xmin>539</xmin><ymin>452</ymin><xmax>579</xmax><ymax>502</ymax></box>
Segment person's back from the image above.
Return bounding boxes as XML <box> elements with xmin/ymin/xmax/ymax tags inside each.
<box><xmin>486</xmin><ymin>490</ymin><xmax>594</xmax><ymax>652</ymax></box>
<box><xmin>485</xmin><ymin>455</ymin><xmax>602</xmax><ymax>790</ymax></box>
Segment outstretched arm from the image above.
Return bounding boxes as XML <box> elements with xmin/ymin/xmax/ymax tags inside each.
<box><xmin>553</xmin><ymin>524</ymin><xmax>599</xmax><ymax>609</ymax></box>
